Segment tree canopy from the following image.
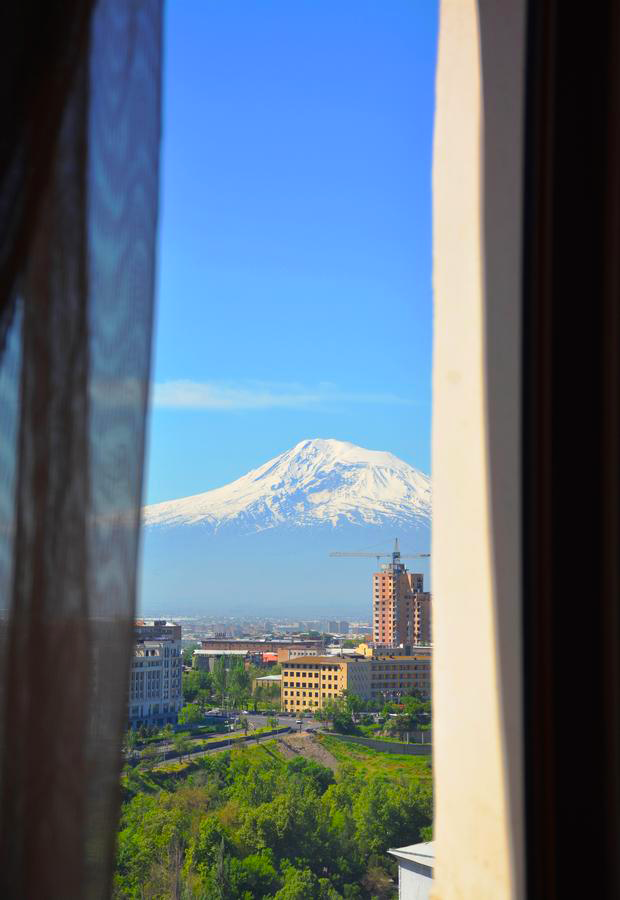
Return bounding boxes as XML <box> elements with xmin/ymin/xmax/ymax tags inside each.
<box><xmin>114</xmin><ymin>742</ymin><xmax>432</xmax><ymax>898</ymax></box>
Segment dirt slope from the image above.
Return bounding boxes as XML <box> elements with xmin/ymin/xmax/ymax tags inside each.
<box><xmin>277</xmin><ymin>733</ymin><xmax>339</xmax><ymax>771</ymax></box>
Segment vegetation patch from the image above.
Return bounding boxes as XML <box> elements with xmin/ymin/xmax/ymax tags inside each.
<box><xmin>317</xmin><ymin>734</ymin><xmax>433</xmax><ymax>782</ymax></box>
<box><xmin>114</xmin><ymin>739</ymin><xmax>432</xmax><ymax>898</ymax></box>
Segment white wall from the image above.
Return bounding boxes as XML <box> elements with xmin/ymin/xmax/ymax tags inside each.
<box><xmin>399</xmin><ymin>861</ymin><xmax>433</xmax><ymax>900</ymax></box>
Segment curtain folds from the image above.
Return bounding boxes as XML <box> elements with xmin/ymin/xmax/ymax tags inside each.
<box><xmin>0</xmin><ymin>1</ymin><xmax>163</xmax><ymax>896</ymax></box>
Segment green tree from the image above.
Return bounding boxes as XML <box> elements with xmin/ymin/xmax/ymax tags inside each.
<box><xmin>182</xmin><ymin>642</ymin><xmax>199</xmax><ymax>667</ymax></box>
<box><xmin>123</xmin><ymin>729</ymin><xmax>138</xmax><ymax>761</ymax></box>
<box><xmin>173</xmin><ymin>734</ymin><xmax>191</xmax><ymax>760</ymax></box>
<box><xmin>234</xmin><ymin>850</ymin><xmax>279</xmax><ymax>896</ymax></box>
<box><xmin>229</xmin><ymin>659</ymin><xmax>251</xmax><ymax>709</ymax></box>
<box><xmin>317</xmin><ymin>698</ymin><xmax>340</xmax><ymax>729</ymax></box>
<box><xmin>353</xmin><ymin>778</ymin><xmax>432</xmax><ymax>857</ymax></box>
<box><xmin>239</xmin><ymin>716</ymin><xmax>250</xmax><ymax>737</ymax></box>
<box><xmin>178</xmin><ymin>703</ymin><xmax>203</xmax><ymax>726</ymax></box>
<box><xmin>274</xmin><ymin>864</ymin><xmax>320</xmax><ymax>899</ymax></box>
<box><xmin>342</xmin><ymin>691</ymin><xmax>364</xmax><ymax>718</ymax></box>
<box><xmin>385</xmin><ymin>714</ymin><xmax>412</xmax><ymax>740</ymax></box>
<box><xmin>140</xmin><ymin>745</ymin><xmax>159</xmax><ymax>770</ymax></box>
<box><xmin>201</xmin><ymin>837</ymin><xmax>233</xmax><ymax>900</ymax></box>
<box><xmin>332</xmin><ymin>710</ymin><xmax>357</xmax><ymax>735</ymax></box>
<box><xmin>185</xmin><ymin>818</ymin><xmax>231</xmax><ymax>879</ymax></box>
<box><xmin>212</xmin><ymin>657</ymin><xmax>228</xmax><ymax>703</ymax></box>
<box><xmin>182</xmin><ymin>669</ymin><xmax>201</xmax><ymax>702</ymax></box>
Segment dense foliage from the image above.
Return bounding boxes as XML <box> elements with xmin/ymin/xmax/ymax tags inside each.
<box><xmin>182</xmin><ymin>660</ymin><xmax>280</xmax><ymax>714</ymax></box>
<box><xmin>114</xmin><ymin>742</ymin><xmax>432</xmax><ymax>899</ymax></box>
<box><xmin>316</xmin><ymin>692</ymin><xmax>431</xmax><ymax>740</ymax></box>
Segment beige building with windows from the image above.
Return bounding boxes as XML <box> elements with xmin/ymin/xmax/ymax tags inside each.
<box><xmin>128</xmin><ymin>620</ymin><xmax>184</xmax><ymax>728</ymax></box>
<box><xmin>276</xmin><ymin>646</ymin><xmax>321</xmax><ymax>663</ymax></box>
<box><xmin>280</xmin><ymin>652</ymin><xmax>432</xmax><ymax>712</ymax></box>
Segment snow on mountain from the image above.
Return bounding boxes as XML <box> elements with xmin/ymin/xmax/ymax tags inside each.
<box><xmin>143</xmin><ymin>438</ymin><xmax>431</xmax><ymax>533</ymax></box>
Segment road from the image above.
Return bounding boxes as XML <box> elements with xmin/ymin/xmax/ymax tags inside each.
<box><xmin>147</xmin><ymin>725</ymin><xmax>316</xmax><ymax>767</ymax></box>
<box><xmin>240</xmin><ymin>712</ymin><xmax>321</xmax><ymax>732</ymax></box>
<box><xmin>127</xmin><ymin>713</ymin><xmax>321</xmax><ymax>765</ymax></box>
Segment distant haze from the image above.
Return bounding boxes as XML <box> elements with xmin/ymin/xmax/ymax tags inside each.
<box><xmin>139</xmin><ymin>439</ymin><xmax>431</xmax><ymax>616</ymax></box>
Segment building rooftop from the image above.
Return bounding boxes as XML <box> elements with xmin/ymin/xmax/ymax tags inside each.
<box><xmin>388</xmin><ymin>841</ymin><xmax>435</xmax><ymax>870</ymax></box>
<box><xmin>255</xmin><ymin>674</ymin><xmax>282</xmax><ymax>682</ymax></box>
<box><xmin>374</xmin><ymin>654</ymin><xmax>433</xmax><ymax>661</ymax></box>
<box><xmin>285</xmin><ymin>655</ymin><xmax>367</xmax><ymax>665</ymax></box>
<box><xmin>201</xmin><ymin>637</ymin><xmax>323</xmax><ymax>644</ymax></box>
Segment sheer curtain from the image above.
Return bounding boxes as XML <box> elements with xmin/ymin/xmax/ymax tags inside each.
<box><xmin>0</xmin><ymin>1</ymin><xmax>163</xmax><ymax>895</ymax></box>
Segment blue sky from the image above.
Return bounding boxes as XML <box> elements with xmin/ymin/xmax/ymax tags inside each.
<box><xmin>145</xmin><ymin>0</ymin><xmax>438</xmax><ymax>505</ymax></box>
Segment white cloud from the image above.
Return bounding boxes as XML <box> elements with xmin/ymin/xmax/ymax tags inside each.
<box><xmin>151</xmin><ymin>380</ymin><xmax>409</xmax><ymax>411</ymax></box>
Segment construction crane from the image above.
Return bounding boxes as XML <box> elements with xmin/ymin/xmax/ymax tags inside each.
<box><xmin>329</xmin><ymin>538</ymin><xmax>430</xmax><ymax>567</ymax></box>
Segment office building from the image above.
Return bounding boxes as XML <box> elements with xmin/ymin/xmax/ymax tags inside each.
<box><xmin>280</xmin><ymin>650</ymin><xmax>432</xmax><ymax>712</ymax></box>
<box><xmin>128</xmin><ymin>620</ymin><xmax>183</xmax><ymax>728</ymax></box>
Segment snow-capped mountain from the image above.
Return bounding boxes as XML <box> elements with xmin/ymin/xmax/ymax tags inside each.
<box><xmin>143</xmin><ymin>438</ymin><xmax>431</xmax><ymax>533</ymax></box>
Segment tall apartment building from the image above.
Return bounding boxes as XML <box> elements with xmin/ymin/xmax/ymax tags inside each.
<box><xmin>372</xmin><ymin>555</ymin><xmax>431</xmax><ymax>646</ymax></box>
<box><xmin>128</xmin><ymin>620</ymin><xmax>184</xmax><ymax>728</ymax></box>
<box><xmin>280</xmin><ymin>651</ymin><xmax>432</xmax><ymax>712</ymax></box>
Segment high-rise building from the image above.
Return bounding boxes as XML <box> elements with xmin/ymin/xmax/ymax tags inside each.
<box><xmin>372</xmin><ymin>560</ymin><xmax>431</xmax><ymax>646</ymax></box>
<box><xmin>128</xmin><ymin>620</ymin><xmax>184</xmax><ymax>728</ymax></box>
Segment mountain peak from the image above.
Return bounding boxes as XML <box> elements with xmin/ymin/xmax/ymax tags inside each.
<box><xmin>144</xmin><ymin>439</ymin><xmax>431</xmax><ymax>532</ymax></box>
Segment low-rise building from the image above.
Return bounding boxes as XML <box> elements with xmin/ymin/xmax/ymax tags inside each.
<box><xmin>253</xmin><ymin>673</ymin><xmax>282</xmax><ymax>692</ymax></box>
<box><xmin>277</xmin><ymin>646</ymin><xmax>321</xmax><ymax>663</ymax></box>
<box><xmin>201</xmin><ymin>638</ymin><xmax>324</xmax><ymax>654</ymax></box>
<box><xmin>192</xmin><ymin>648</ymin><xmax>259</xmax><ymax>671</ymax></box>
<box><xmin>128</xmin><ymin>620</ymin><xmax>184</xmax><ymax>728</ymax></box>
<box><xmin>280</xmin><ymin>650</ymin><xmax>432</xmax><ymax>712</ymax></box>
